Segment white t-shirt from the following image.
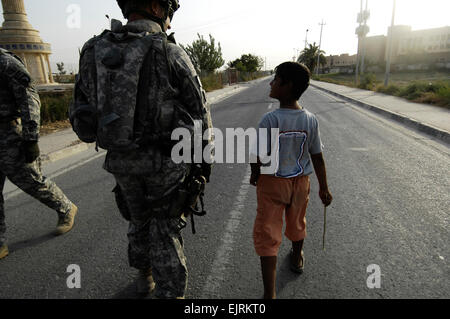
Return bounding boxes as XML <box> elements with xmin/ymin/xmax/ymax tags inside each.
<box><xmin>255</xmin><ymin>108</ymin><xmax>323</xmax><ymax>177</ymax></box>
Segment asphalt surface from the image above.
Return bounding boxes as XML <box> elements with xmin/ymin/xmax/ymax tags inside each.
<box><xmin>0</xmin><ymin>78</ymin><xmax>448</xmax><ymax>299</ymax></box>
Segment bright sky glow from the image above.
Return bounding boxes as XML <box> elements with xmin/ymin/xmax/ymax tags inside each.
<box><xmin>1</xmin><ymin>0</ymin><xmax>448</xmax><ymax>73</ymax></box>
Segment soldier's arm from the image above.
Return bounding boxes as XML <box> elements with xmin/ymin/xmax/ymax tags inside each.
<box><xmin>5</xmin><ymin>56</ymin><xmax>41</xmax><ymax>142</ymax></box>
<box><xmin>168</xmin><ymin>44</ymin><xmax>214</xmax><ymax>168</ymax></box>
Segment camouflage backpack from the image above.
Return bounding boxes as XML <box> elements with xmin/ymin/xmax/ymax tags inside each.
<box><xmin>71</xmin><ymin>26</ymin><xmax>174</xmax><ymax>151</ymax></box>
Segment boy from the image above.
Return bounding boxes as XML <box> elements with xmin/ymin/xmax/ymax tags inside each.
<box><xmin>250</xmin><ymin>62</ymin><xmax>332</xmax><ymax>299</ymax></box>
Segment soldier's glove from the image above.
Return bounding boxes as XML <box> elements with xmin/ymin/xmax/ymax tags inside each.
<box><xmin>22</xmin><ymin>141</ymin><xmax>40</xmax><ymax>163</ymax></box>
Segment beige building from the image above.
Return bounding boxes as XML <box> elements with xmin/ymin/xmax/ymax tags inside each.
<box><xmin>395</xmin><ymin>25</ymin><xmax>450</xmax><ymax>66</ymax></box>
<box><xmin>0</xmin><ymin>0</ymin><xmax>54</xmax><ymax>84</ymax></box>
<box><xmin>326</xmin><ymin>53</ymin><xmax>357</xmax><ymax>73</ymax></box>
<box><xmin>363</xmin><ymin>35</ymin><xmax>386</xmax><ymax>65</ymax></box>
<box><xmin>325</xmin><ymin>25</ymin><xmax>450</xmax><ymax>73</ymax></box>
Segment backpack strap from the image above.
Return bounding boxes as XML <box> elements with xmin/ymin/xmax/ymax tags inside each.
<box><xmin>134</xmin><ymin>33</ymin><xmax>154</xmax><ymax>144</ymax></box>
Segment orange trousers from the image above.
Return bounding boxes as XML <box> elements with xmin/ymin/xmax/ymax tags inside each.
<box><xmin>253</xmin><ymin>174</ymin><xmax>310</xmax><ymax>257</ymax></box>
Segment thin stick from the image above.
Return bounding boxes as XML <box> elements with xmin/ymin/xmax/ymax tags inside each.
<box><xmin>323</xmin><ymin>206</ymin><xmax>326</xmax><ymax>250</ymax></box>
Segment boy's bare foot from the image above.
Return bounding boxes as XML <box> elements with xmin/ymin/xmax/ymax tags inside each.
<box><xmin>290</xmin><ymin>249</ymin><xmax>304</xmax><ymax>274</ymax></box>
<box><xmin>290</xmin><ymin>240</ymin><xmax>305</xmax><ymax>274</ymax></box>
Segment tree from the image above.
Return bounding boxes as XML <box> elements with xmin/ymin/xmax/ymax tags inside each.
<box><xmin>297</xmin><ymin>43</ymin><xmax>326</xmax><ymax>73</ymax></box>
<box><xmin>181</xmin><ymin>34</ymin><xmax>225</xmax><ymax>75</ymax></box>
<box><xmin>228</xmin><ymin>54</ymin><xmax>264</xmax><ymax>73</ymax></box>
<box><xmin>56</xmin><ymin>62</ymin><xmax>67</xmax><ymax>75</ymax></box>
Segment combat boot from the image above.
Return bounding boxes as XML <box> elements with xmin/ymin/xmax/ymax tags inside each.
<box><xmin>0</xmin><ymin>244</ymin><xmax>8</xmax><ymax>260</ymax></box>
<box><xmin>136</xmin><ymin>268</ymin><xmax>156</xmax><ymax>297</ymax></box>
<box><xmin>55</xmin><ymin>204</ymin><xmax>78</xmax><ymax>235</ymax></box>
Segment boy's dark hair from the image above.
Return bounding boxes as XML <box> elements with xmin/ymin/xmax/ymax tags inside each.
<box><xmin>275</xmin><ymin>62</ymin><xmax>311</xmax><ymax>100</ymax></box>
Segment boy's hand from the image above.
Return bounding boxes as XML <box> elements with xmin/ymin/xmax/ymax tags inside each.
<box><xmin>319</xmin><ymin>189</ymin><xmax>333</xmax><ymax>207</ymax></box>
<box><xmin>250</xmin><ymin>171</ymin><xmax>260</xmax><ymax>186</ymax></box>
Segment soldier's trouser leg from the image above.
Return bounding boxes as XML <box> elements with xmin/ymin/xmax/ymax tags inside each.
<box><xmin>6</xmin><ymin>159</ymin><xmax>72</xmax><ymax>216</ymax></box>
<box><xmin>114</xmin><ymin>173</ymin><xmax>188</xmax><ymax>299</ymax></box>
<box><xmin>0</xmin><ymin>173</ymin><xmax>6</xmax><ymax>246</ymax></box>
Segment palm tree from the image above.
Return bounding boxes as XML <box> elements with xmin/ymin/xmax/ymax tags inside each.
<box><xmin>297</xmin><ymin>42</ymin><xmax>326</xmax><ymax>74</ymax></box>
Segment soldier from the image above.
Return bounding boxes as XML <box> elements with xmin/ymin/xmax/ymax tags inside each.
<box><xmin>70</xmin><ymin>0</ymin><xmax>213</xmax><ymax>299</ymax></box>
<box><xmin>0</xmin><ymin>49</ymin><xmax>78</xmax><ymax>260</ymax></box>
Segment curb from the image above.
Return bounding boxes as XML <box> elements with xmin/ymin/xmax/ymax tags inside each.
<box><xmin>310</xmin><ymin>83</ymin><xmax>450</xmax><ymax>145</ymax></box>
<box><xmin>207</xmin><ymin>76</ymin><xmax>270</xmax><ymax>105</ymax></box>
<box><xmin>41</xmin><ymin>142</ymin><xmax>92</xmax><ymax>164</ymax></box>
<box><xmin>208</xmin><ymin>85</ymin><xmax>248</xmax><ymax>105</ymax></box>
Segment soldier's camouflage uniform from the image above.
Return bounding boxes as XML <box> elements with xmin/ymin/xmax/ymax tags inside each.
<box><xmin>0</xmin><ymin>49</ymin><xmax>73</xmax><ymax>246</ymax></box>
<box><xmin>72</xmin><ymin>19</ymin><xmax>213</xmax><ymax>299</ymax></box>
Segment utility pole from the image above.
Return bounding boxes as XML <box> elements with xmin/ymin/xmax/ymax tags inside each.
<box><xmin>355</xmin><ymin>0</ymin><xmax>370</xmax><ymax>83</ymax></box>
<box><xmin>384</xmin><ymin>0</ymin><xmax>396</xmax><ymax>87</ymax></box>
<box><xmin>355</xmin><ymin>0</ymin><xmax>363</xmax><ymax>84</ymax></box>
<box><xmin>304</xmin><ymin>29</ymin><xmax>309</xmax><ymax>49</ymax></box>
<box><xmin>316</xmin><ymin>20</ymin><xmax>326</xmax><ymax>76</ymax></box>
<box><xmin>360</xmin><ymin>0</ymin><xmax>370</xmax><ymax>75</ymax></box>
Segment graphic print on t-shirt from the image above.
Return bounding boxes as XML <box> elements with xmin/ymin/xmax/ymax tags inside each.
<box><xmin>275</xmin><ymin>130</ymin><xmax>308</xmax><ymax>178</ymax></box>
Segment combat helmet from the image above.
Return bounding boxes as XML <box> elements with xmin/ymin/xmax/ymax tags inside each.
<box><xmin>117</xmin><ymin>0</ymin><xmax>180</xmax><ymax>20</ymax></box>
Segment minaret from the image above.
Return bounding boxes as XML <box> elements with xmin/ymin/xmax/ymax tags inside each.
<box><xmin>0</xmin><ymin>0</ymin><xmax>54</xmax><ymax>84</ymax></box>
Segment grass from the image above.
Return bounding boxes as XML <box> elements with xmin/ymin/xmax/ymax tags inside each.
<box><xmin>40</xmin><ymin>91</ymin><xmax>72</xmax><ymax>124</ymax></box>
<box><xmin>200</xmin><ymin>71</ymin><xmax>268</xmax><ymax>92</ymax></box>
<box><xmin>201</xmin><ymin>72</ymin><xmax>224</xmax><ymax>92</ymax></box>
<box><xmin>313</xmin><ymin>71</ymin><xmax>450</xmax><ymax>108</ymax></box>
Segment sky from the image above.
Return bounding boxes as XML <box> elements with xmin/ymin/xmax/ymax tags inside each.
<box><xmin>1</xmin><ymin>0</ymin><xmax>448</xmax><ymax>73</ymax></box>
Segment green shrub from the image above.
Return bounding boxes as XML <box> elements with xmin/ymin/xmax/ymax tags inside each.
<box><xmin>358</xmin><ymin>73</ymin><xmax>377</xmax><ymax>90</ymax></box>
<box><xmin>377</xmin><ymin>84</ymin><xmax>401</xmax><ymax>96</ymax></box>
<box><xmin>201</xmin><ymin>72</ymin><xmax>224</xmax><ymax>92</ymax></box>
<box><xmin>398</xmin><ymin>82</ymin><xmax>446</xmax><ymax>101</ymax></box>
<box><xmin>396</xmin><ymin>81</ymin><xmax>450</xmax><ymax>107</ymax></box>
<box><xmin>435</xmin><ymin>86</ymin><xmax>450</xmax><ymax>107</ymax></box>
<box><xmin>40</xmin><ymin>91</ymin><xmax>73</xmax><ymax>124</ymax></box>
<box><xmin>53</xmin><ymin>74</ymin><xmax>76</xmax><ymax>83</ymax></box>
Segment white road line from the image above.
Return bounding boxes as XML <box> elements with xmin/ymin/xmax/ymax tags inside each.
<box><xmin>201</xmin><ymin>166</ymin><xmax>252</xmax><ymax>298</ymax></box>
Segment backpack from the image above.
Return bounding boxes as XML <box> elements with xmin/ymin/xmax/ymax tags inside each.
<box><xmin>72</xmin><ymin>28</ymin><xmax>176</xmax><ymax>151</ymax></box>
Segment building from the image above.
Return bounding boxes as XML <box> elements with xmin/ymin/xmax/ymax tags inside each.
<box><xmin>325</xmin><ymin>25</ymin><xmax>450</xmax><ymax>73</ymax></box>
<box><xmin>325</xmin><ymin>53</ymin><xmax>357</xmax><ymax>73</ymax></box>
<box><xmin>394</xmin><ymin>25</ymin><xmax>450</xmax><ymax>69</ymax></box>
<box><xmin>0</xmin><ymin>0</ymin><xmax>54</xmax><ymax>84</ymax></box>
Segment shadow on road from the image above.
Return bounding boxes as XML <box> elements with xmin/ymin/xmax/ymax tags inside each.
<box><xmin>8</xmin><ymin>232</ymin><xmax>56</xmax><ymax>253</ymax></box>
<box><xmin>276</xmin><ymin>252</ymin><xmax>304</xmax><ymax>297</ymax></box>
<box><xmin>111</xmin><ymin>281</ymin><xmax>141</xmax><ymax>299</ymax></box>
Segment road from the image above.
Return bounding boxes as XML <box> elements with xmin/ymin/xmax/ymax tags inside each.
<box><xmin>0</xmin><ymin>78</ymin><xmax>448</xmax><ymax>299</ymax></box>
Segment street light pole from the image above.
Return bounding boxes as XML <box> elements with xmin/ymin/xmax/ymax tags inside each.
<box><xmin>384</xmin><ymin>0</ymin><xmax>396</xmax><ymax>87</ymax></box>
<box><xmin>360</xmin><ymin>0</ymin><xmax>369</xmax><ymax>75</ymax></box>
<box><xmin>355</xmin><ymin>0</ymin><xmax>363</xmax><ymax>84</ymax></box>
<box><xmin>304</xmin><ymin>29</ymin><xmax>309</xmax><ymax>49</ymax></box>
<box><xmin>316</xmin><ymin>20</ymin><xmax>326</xmax><ymax>76</ymax></box>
